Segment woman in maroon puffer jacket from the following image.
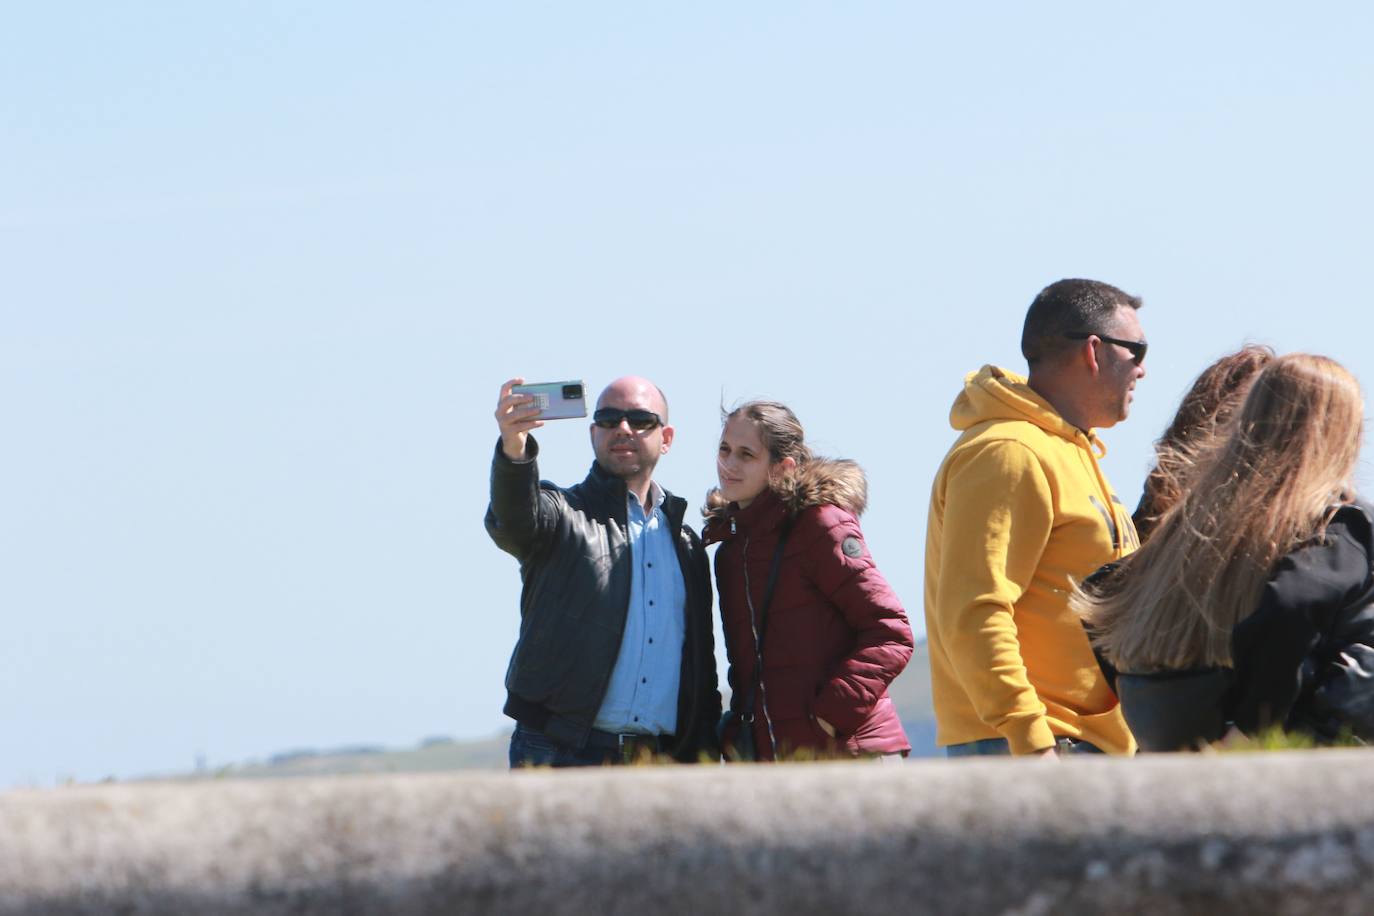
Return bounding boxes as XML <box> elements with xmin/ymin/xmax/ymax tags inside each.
<box><xmin>703</xmin><ymin>400</ymin><xmax>914</xmax><ymax>761</ymax></box>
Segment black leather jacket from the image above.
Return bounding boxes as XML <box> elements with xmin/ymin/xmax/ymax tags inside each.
<box><xmin>1097</xmin><ymin>503</ymin><xmax>1374</xmax><ymax>751</ymax></box>
<box><xmin>485</xmin><ymin>437</ymin><xmax>721</xmax><ymax>761</ymax></box>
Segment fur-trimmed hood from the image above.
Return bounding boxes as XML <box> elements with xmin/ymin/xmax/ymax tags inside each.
<box><xmin>703</xmin><ymin>457</ymin><xmax>869</xmax><ymax>530</ymax></box>
<box><xmin>773</xmin><ymin>457</ymin><xmax>868</xmax><ymax>517</ymax></box>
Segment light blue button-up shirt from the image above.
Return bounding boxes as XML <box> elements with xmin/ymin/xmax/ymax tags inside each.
<box><xmin>592</xmin><ymin>482</ymin><xmax>686</xmax><ymax>736</ymax></box>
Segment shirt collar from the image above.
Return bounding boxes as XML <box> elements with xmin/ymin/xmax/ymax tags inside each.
<box><xmin>628</xmin><ymin>481</ymin><xmax>666</xmax><ymax>514</ymax></box>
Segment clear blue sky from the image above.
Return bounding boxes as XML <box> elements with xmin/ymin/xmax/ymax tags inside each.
<box><xmin>4</xmin><ymin>3</ymin><xmax>1372</xmax><ymax>787</ymax></box>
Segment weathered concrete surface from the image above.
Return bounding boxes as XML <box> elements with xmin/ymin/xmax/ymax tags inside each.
<box><xmin>3</xmin><ymin>750</ymin><xmax>1374</xmax><ymax>915</ymax></box>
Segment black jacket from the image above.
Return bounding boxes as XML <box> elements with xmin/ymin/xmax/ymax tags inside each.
<box><xmin>1097</xmin><ymin>503</ymin><xmax>1374</xmax><ymax>751</ymax></box>
<box><xmin>485</xmin><ymin>437</ymin><xmax>721</xmax><ymax>761</ymax></box>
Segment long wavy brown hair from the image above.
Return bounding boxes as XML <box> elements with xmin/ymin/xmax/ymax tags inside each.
<box><xmin>1076</xmin><ymin>354</ymin><xmax>1364</xmax><ymax>671</ymax></box>
<box><xmin>1134</xmin><ymin>345</ymin><xmax>1275</xmax><ymax>541</ymax></box>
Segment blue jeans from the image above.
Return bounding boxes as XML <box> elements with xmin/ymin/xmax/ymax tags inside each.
<box><xmin>508</xmin><ymin>723</ymin><xmax>617</xmax><ymax>769</ymax></box>
<box><xmin>945</xmin><ymin>737</ymin><xmax>1104</xmax><ymax>758</ymax></box>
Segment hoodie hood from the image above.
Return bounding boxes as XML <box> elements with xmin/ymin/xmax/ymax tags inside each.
<box><xmin>951</xmin><ymin>365</ymin><xmax>1102</xmax><ymax>453</ymax></box>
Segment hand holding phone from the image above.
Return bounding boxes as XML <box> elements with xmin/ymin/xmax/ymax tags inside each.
<box><xmin>496</xmin><ymin>378</ymin><xmax>587</xmax><ymax>462</ymax></box>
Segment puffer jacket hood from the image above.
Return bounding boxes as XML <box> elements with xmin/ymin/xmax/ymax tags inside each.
<box><xmin>703</xmin><ymin>459</ymin><xmax>868</xmax><ymax>536</ymax></box>
<box><xmin>775</xmin><ymin>458</ymin><xmax>868</xmax><ymax>517</ymax></box>
<box><xmin>951</xmin><ymin>365</ymin><xmax>1099</xmax><ymax>451</ymax></box>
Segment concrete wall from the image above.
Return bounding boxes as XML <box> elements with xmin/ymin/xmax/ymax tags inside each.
<box><xmin>3</xmin><ymin>749</ymin><xmax>1373</xmax><ymax>915</ymax></box>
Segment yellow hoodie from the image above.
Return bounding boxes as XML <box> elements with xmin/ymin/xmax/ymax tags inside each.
<box><xmin>924</xmin><ymin>366</ymin><xmax>1138</xmax><ymax>756</ymax></box>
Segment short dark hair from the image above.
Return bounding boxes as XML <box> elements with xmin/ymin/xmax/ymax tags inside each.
<box><xmin>1020</xmin><ymin>279</ymin><xmax>1143</xmax><ymax>365</ymax></box>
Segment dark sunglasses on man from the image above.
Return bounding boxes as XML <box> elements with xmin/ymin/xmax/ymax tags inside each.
<box><xmin>1064</xmin><ymin>331</ymin><xmax>1148</xmax><ymax>366</ymax></box>
<box><xmin>592</xmin><ymin>408</ymin><xmax>663</xmax><ymax>431</ymax></box>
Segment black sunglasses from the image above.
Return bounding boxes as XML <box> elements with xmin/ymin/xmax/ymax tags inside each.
<box><xmin>1064</xmin><ymin>331</ymin><xmax>1148</xmax><ymax>366</ymax></box>
<box><xmin>592</xmin><ymin>408</ymin><xmax>663</xmax><ymax>431</ymax></box>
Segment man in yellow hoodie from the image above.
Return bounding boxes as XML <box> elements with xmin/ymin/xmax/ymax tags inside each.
<box><xmin>925</xmin><ymin>279</ymin><xmax>1146</xmax><ymax>757</ymax></box>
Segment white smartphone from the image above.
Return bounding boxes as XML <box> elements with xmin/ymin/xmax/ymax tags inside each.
<box><xmin>512</xmin><ymin>380</ymin><xmax>588</xmax><ymax>420</ymax></box>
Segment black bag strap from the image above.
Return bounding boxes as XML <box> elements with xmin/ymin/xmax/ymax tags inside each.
<box><xmin>755</xmin><ymin>520</ymin><xmax>793</xmax><ymax>648</ymax></box>
<box><xmin>738</xmin><ymin>520</ymin><xmax>792</xmax><ymax>725</ymax></box>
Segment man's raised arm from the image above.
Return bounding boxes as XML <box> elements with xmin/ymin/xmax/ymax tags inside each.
<box><xmin>485</xmin><ymin>377</ymin><xmax>554</xmax><ymax>559</ymax></box>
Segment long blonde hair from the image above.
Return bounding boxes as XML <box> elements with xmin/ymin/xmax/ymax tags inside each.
<box><xmin>1076</xmin><ymin>354</ymin><xmax>1364</xmax><ymax>671</ymax></box>
<box><xmin>1134</xmin><ymin>345</ymin><xmax>1275</xmax><ymax>542</ymax></box>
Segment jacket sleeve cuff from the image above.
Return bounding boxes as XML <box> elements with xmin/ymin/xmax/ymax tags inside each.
<box><xmin>1001</xmin><ymin>716</ymin><xmax>1057</xmax><ymax>756</ymax></box>
<box><xmin>810</xmin><ymin>690</ymin><xmax>864</xmax><ymax>736</ymax></box>
<box><xmin>492</xmin><ymin>434</ymin><xmax>539</xmax><ymax>467</ymax></box>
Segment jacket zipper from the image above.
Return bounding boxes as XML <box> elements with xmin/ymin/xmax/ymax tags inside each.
<box><xmin>740</xmin><ymin>533</ymin><xmax>779</xmax><ymax>758</ymax></box>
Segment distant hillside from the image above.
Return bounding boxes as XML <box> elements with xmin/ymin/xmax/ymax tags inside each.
<box><xmin>165</xmin><ymin>735</ymin><xmax>510</xmax><ymax>782</ymax></box>
<box><xmin>888</xmin><ymin>639</ymin><xmax>937</xmax><ymax>756</ymax></box>
<box><xmin>164</xmin><ymin>643</ymin><xmax>936</xmax><ymax>781</ymax></box>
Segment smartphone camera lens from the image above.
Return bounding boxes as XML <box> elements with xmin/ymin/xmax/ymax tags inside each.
<box><xmin>563</xmin><ymin>384</ymin><xmax>583</xmax><ymax>399</ymax></box>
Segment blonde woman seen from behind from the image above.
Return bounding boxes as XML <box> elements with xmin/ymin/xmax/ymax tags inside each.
<box><xmin>1075</xmin><ymin>354</ymin><xmax>1374</xmax><ymax>751</ymax></box>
